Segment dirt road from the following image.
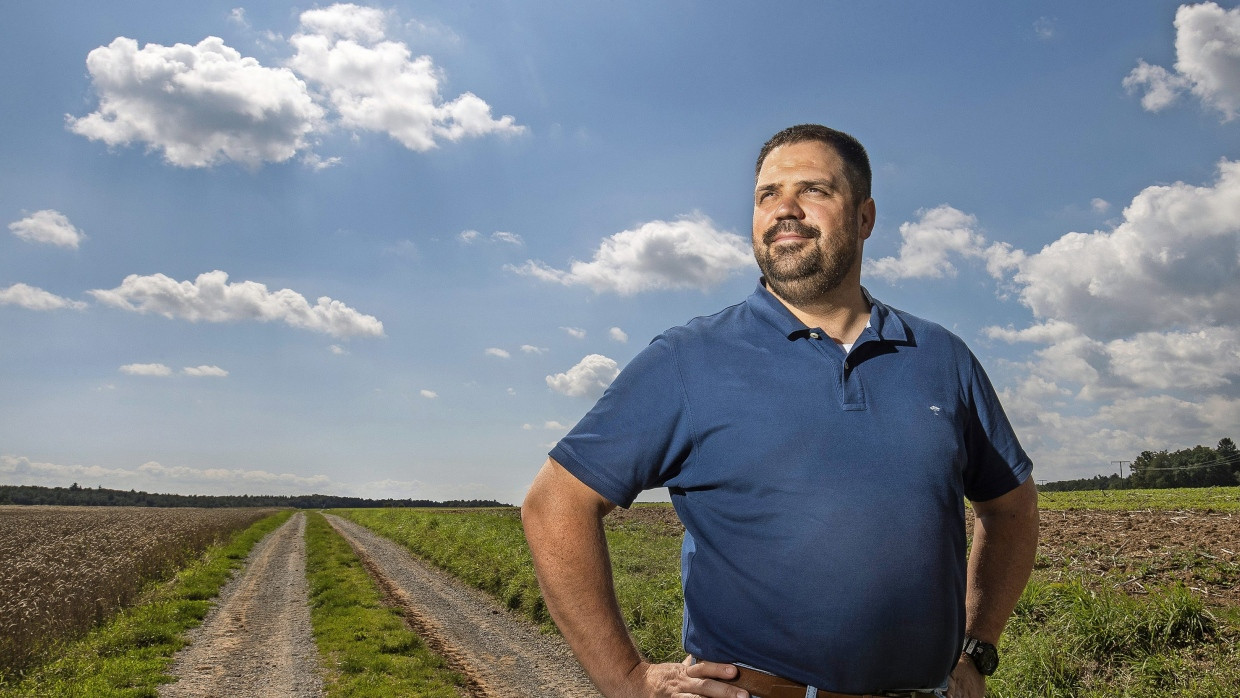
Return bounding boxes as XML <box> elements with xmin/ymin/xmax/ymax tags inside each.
<box><xmin>160</xmin><ymin>511</ymin><xmax>597</xmax><ymax>697</ymax></box>
<box><xmin>324</xmin><ymin>513</ymin><xmax>600</xmax><ymax>698</ymax></box>
<box><xmin>160</xmin><ymin>512</ymin><xmax>324</xmax><ymax>697</ymax></box>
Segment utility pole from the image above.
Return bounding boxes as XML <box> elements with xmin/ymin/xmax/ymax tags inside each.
<box><xmin>1111</xmin><ymin>460</ymin><xmax>1131</xmax><ymax>488</ymax></box>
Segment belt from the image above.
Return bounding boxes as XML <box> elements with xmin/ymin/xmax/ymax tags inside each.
<box><xmin>724</xmin><ymin>665</ymin><xmax>937</xmax><ymax>698</ymax></box>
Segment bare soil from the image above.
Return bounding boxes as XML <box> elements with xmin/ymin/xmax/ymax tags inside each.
<box><xmin>160</xmin><ymin>512</ymin><xmax>324</xmax><ymax>698</ymax></box>
<box><xmin>324</xmin><ymin>513</ymin><xmax>599</xmax><ymax>698</ymax></box>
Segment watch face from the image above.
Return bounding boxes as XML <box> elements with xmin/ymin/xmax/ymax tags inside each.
<box><xmin>975</xmin><ymin>645</ymin><xmax>999</xmax><ymax>675</ymax></box>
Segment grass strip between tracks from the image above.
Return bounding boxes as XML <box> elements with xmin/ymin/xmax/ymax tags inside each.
<box><xmin>305</xmin><ymin>512</ymin><xmax>464</xmax><ymax>697</ymax></box>
<box><xmin>0</xmin><ymin>510</ymin><xmax>294</xmax><ymax>697</ymax></box>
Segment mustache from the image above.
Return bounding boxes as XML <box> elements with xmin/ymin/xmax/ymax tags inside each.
<box><xmin>762</xmin><ymin>220</ymin><xmax>821</xmax><ymax>245</ymax></box>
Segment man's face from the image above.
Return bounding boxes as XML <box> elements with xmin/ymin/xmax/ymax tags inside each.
<box><xmin>752</xmin><ymin>140</ymin><xmax>874</xmax><ymax>305</ymax></box>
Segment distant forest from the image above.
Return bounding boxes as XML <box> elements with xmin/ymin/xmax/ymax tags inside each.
<box><xmin>0</xmin><ymin>483</ymin><xmax>509</xmax><ymax>509</ymax></box>
<box><xmin>1041</xmin><ymin>437</ymin><xmax>1239</xmax><ymax>492</ymax></box>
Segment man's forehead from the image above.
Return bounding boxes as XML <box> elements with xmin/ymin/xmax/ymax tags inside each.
<box><xmin>756</xmin><ymin>140</ymin><xmax>846</xmax><ymax>184</ymax></box>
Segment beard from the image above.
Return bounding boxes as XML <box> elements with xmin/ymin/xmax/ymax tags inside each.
<box><xmin>753</xmin><ymin>219</ymin><xmax>859</xmax><ymax>305</ymax></box>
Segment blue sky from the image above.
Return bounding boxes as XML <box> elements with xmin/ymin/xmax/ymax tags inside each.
<box><xmin>3</xmin><ymin>1</ymin><xmax>1239</xmax><ymax>505</ymax></box>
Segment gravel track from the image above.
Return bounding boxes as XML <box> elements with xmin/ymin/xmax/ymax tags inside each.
<box><xmin>160</xmin><ymin>512</ymin><xmax>324</xmax><ymax>698</ymax></box>
<box><xmin>324</xmin><ymin>513</ymin><xmax>600</xmax><ymax>698</ymax></box>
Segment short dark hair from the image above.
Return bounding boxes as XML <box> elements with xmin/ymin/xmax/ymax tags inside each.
<box><xmin>755</xmin><ymin>124</ymin><xmax>872</xmax><ymax>205</ymax></box>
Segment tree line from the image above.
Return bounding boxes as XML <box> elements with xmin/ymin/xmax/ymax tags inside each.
<box><xmin>0</xmin><ymin>483</ymin><xmax>509</xmax><ymax>508</ymax></box>
<box><xmin>1041</xmin><ymin>437</ymin><xmax>1239</xmax><ymax>491</ymax></box>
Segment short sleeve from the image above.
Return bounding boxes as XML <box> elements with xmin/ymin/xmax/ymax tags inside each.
<box><xmin>549</xmin><ymin>335</ymin><xmax>695</xmax><ymax>508</ymax></box>
<box><xmin>962</xmin><ymin>352</ymin><xmax>1033</xmax><ymax>502</ymax></box>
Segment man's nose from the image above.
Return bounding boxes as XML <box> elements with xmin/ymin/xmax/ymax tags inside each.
<box><xmin>773</xmin><ymin>193</ymin><xmax>804</xmax><ymax>220</ymax></box>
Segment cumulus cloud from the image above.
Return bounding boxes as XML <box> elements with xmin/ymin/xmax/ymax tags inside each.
<box><xmin>485</xmin><ymin>347</ymin><xmax>510</xmax><ymax>358</ymax></box>
<box><xmin>491</xmin><ymin>231</ymin><xmax>523</xmax><ymax>245</ymax></box>
<box><xmin>609</xmin><ymin>327</ymin><xmax>628</xmax><ymax>342</ymax></box>
<box><xmin>1091</xmin><ymin>198</ymin><xmax>1110</xmax><ymax>213</ymax></box>
<box><xmin>1124</xmin><ymin>2</ymin><xmax>1240</xmax><ymax>120</ymax></box>
<box><xmin>68</xmin><ymin>4</ymin><xmax>521</xmax><ymax>168</ymax></box>
<box><xmin>511</xmin><ymin>214</ymin><xmax>752</xmax><ymax>294</ymax></box>
<box><xmin>68</xmin><ymin>36</ymin><xmax>324</xmax><ymax>168</ymax></box>
<box><xmin>420</xmin><ymin>389</ymin><xmax>438</xmax><ymax>398</ymax></box>
<box><xmin>287</xmin><ymin>3</ymin><xmax>523</xmax><ymax>152</ymax></box>
<box><xmin>9</xmin><ymin>210</ymin><xmax>86</xmax><ymax>249</ymax></box>
<box><xmin>864</xmin><ymin>205</ymin><xmax>1024</xmax><ymax>282</ymax></box>
<box><xmin>183</xmin><ymin>365</ymin><xmax>229</xmax><ymax>377</ymax></box>
<box><xmin>546</xmin><ymin>354</ymin><xmax>619</xmax><ymax>399</ymax></box>
<box><xmin>89</xmin><ymin>270</ymin><xmax>384</xmax><ymax>338</ymax></box>
<box><xmin>561</xmin><ymin>326</ymin><xmax>586</xmax><ymax>339</ymax></box>
<box><xmin>0</xmin><ymin>283</ymin><xmax>87</xmax><ymax>311</ymax></box>
<box><xmin>459</xmin><ymin>230</ymin><xmax>480</xmax><ymax>243</ymax></box>
<box><xmin>120</xmin><ymin>363</ymin><xmax>173</xmax><ymax>376</ymax></box>
<box><xmin>520</xmin><ymin>344</ymin><xmax>547</xmax><ymax>354</ymax></box>
<box><xmin>983</xmin><ymin>158</ymin><xmax>1240</xmax><ymax>478</ymax></box>
<box><xmin>329</xmin><ymin>344</ymin><xmax>348</xmax><ymax>355</ymax></box>
<box><xmin>1011</xmin><ymin>158</ymin><xmax>1240</xmax><ymax>340</ymax></box>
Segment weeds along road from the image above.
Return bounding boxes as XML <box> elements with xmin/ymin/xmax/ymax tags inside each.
<box><xmin>324</xmin><ymin>513</ymin><xmax>599</xmax><ymax>698</ymax></box>
<box><xmin>161</xmin><ymin>511</ymin><xmax>324</xmax><ymax>697</ymax></box>
<box><xmin>160</xmin><ymin>511</ymin><xmax>598</xmax><ymax>697</ymax></box>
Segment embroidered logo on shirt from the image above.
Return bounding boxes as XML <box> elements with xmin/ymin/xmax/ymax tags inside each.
<box><xmin>929</xmin><ymin>405</ymin><xmax>942</xmax><ymax>415</ymax></box>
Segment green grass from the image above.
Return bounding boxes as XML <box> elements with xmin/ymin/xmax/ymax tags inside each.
<box><xmin>335</xmin><ymin>507</ymin><xmax>686</xmax><ymax>661</ymax></box>
<box><xmin>0</xmin><ymin>510</ymin><xmax>293</xmax><ymax>698</ymax></box>
<box><xmin>992</xmin><ymin>579</ymin><xmax>1239</xmax><ymax>697</ymax></box>
<box><xmin>305</xmin><ymin>512</ymin><xmax>464</xmax><ymax>697</ymax></box>
<box><xmin>1038</xmin><ymin>486</ymin><xmax>1240</xmax><ymax>511</ymax></box>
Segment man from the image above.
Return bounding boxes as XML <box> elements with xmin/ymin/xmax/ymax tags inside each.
<box><xmin>522</xmin><ymin>124</ymin><xmax>1038</xmax><ymax>698</ymax></box>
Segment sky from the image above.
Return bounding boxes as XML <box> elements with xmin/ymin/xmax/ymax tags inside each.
<box><xmin>2</xmin><ymin>1</ymin><xmax>1239</xmax><ymax>505</ymax></box>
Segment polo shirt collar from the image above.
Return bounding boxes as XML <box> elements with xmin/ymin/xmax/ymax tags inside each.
<box><xmin>748</xmin><ymin>280</ymin><xmax>910</xmax><ymax>344</ymax></box>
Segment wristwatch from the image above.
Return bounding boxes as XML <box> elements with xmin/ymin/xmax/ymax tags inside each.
<box><xmin>961</xmin><ymin>636</ymin><xmax>999</xmax><ymax>676</ymax></box>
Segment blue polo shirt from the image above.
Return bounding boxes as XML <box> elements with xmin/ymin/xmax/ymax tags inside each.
<box><xmin>550</xmin><ymin>282</ymin><xmax>1031</xmax><ymax>694</ymax></box>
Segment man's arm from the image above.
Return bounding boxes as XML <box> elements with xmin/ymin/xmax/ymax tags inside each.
<box><xmin>949</xmin><ymin>477</ymin><xmax>1039</xmax><ymax>698</ymax></box>
<box><xmin>521</xmin><ymin>458</ymin><xmax>745</xmax><ymax>698</ymax></box>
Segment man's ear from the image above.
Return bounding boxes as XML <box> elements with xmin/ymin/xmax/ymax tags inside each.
<box><xmin>857</xmin><ymin>198</ymin><xmax>876</xmax><ymax>240</ymax></box>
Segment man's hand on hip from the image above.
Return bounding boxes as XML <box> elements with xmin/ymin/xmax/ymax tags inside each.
<box><xmin>622</xmin><ymin>657</ymin><xmax>748</xmax><ymax>698</ymax></box>
<box><xmin>946</xmin><ymin>656</ymin><xmax>985</xmax><ymax>698</ymax></box>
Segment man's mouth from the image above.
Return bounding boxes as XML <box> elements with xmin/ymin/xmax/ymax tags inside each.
<box><xmin>764</xmin><ymin>221</ymin><xmax>819</xmax><ymax>245</ymax></box>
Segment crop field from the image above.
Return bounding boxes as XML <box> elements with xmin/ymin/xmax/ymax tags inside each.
<box><xmin>0</xmin><ymin>505</ymin><xmax>277</xmax><ymax>678</ymax></box>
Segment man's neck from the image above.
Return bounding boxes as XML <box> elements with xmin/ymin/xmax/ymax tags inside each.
<box><xmin>767</xmin><ymin>283</ymin><xmax>872</xmax><ymax>345</ymax></box>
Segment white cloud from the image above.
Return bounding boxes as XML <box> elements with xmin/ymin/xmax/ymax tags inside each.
<box><xmin>1124</xmin><ymin>2</ymin><xmax>1240</xmax><ymax>121</ymax></box>
<box><xmin>609</xmin><ymin>327</ymin><xmax>628</xmax><ymax>342</ymax></box>
<box><xmin>982</xmin><ymin>158</ymin><xmax>1240</xmax><ymax>479</ymax></box>
<box><xmin>120</xmin><ymin>363</ymin><xmax>173</xmax><ymax>376</ymax></box>
<box><xmin>1091</xmin><ymin>197</ymin><xmax>1110</xmax><ymax>213</ymax></box>
<box><xmin>520</xmin><ymin>344</ymin><xmax>548</xmax><ymax>354</ymax></box>
<box><xmin>68</xmin><ymin>4</ymin><xmax>521</xmax><ymax>168</ymax></box>
<box><xmin>1011</xmin><ymin>158</ymin><xmax>1240</xmax><ymax>340</ymax></box>
<box><xmin>459</xmin><ymin>230</ymin><xmax>480</xmax><ymax>243</ymax></box>
<box><xmin>0</xmin><ymin>455</ymin><xmax>332</xmax><ymax>495</ymax></box>
<box><xmin>511</xmin><ymin>214</ymin><xmax>752</xmax><ymax>294</ymax></box>
<box><xmin>420</xmin><ymin>389</ymin><xmax>438</xmax><ymax>398</ymax></box>
<box><xmin>183</xmin><ymin>365</ymin><xmax>229</xmax><ymax>377</ymax></box>
<box><xmin>485</xmin><ymin>347</ymin><xmax>510</xmax><ymax>358</ymax></box>
<box><xmin>864</xmin><ymin>205</ymin><xmax>1023</xmax><ymax>282</ymax></box>
<box><xmin>89</xmin><ymin>270</ymin><xmax>384</xmax><ymax>338</ymax></box>
<box><xmin>329</xmin><ymin>344</ymin><xmax>348</xmax><ymax>355</ymax></box>
<box><xmin>287</xmin><ymin>3</ymin><xmax>523</xmax><ymax>152</ymax></box>
<box><xmin>561</xmin><ymin>326</ymin><xmax>586</xmax><ymax>339</ymax></box>
<box><xmin>1033</xmin><ymin>17</ymin><xmax>1056</xmax><ymax>41</ymax></box>
<box><xmin>68</xmin><ymin>36</ymin><xmax>325</xmax><ymax>168</ymax></box>
<box><xmin>544</xmin><ymin>420</ymin><xmax>568</xmax><ymax>430</ymax></box>
<box><xmin>491</xmin><ymin>231</ymin><xmax>523</xmax><ymax>245</ymax></box>
<box><xmin>0</xmin><ymin>283</ymin><xmax>87</xmax><ymax>311</ymax></box>
<box><xmin>9</xmin><ymin>210</ymin><xmax>86</xmax><ymax>249</ymax></box>
<box><xmin>546</xmin><ymin>354</ymin><xmax>619</xmax><ymax>399</ymax></box>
